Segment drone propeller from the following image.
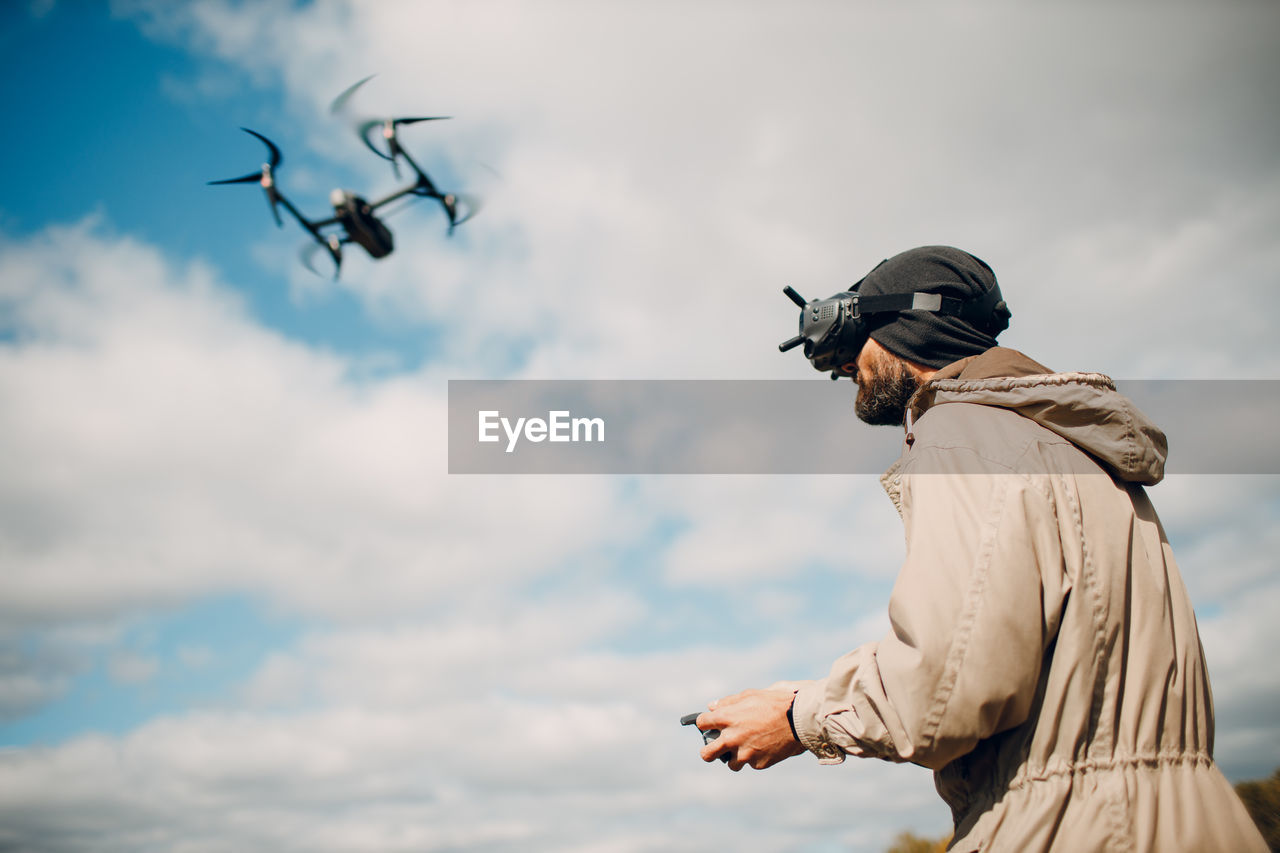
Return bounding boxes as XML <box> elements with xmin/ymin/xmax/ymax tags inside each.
<box><xmin>357</xmin><ymin>117</ymin><xmax>450</xmax><ymax>179</ymax></box>
<box><xmin>206</xmin><ymin>172</ymin><xmax>261</xmax><ymax>185</ymax></box>
<box><xmin>299</xmin><ymin>234</ymin><xmax>345</xmax><ymax>279</ymax></box>
<box><xmin>374</xmin><ymin>188</ymin><xmax>481</xmax><ymax>235</ymax></box>
<box><xmin>448</xmin><ymin>193</ymin><xmax>483</xmax><ymax>231</ymax></box>
<box><xmin>208</xmin><ymin>128</ymin><xmax>286</xmax><ymax>227</ymax></box>
<box><xmin>427</xmin><ymin>191</ymin><xmax>481</xmax><ymax>234</ymax></box>
<box><xmin>391</xmin><ymin>117</ymin><xmax>450</xmax><ymax>128</ymax></box>
<box><xmin>208</xmin><ymin>127</ymin><xmax>282</xmax><ymax>177</ymax></box>
<box><xmin>330</xmin><ymin>76</ymin><xmax>451</xmax><ymax>178</ymax></box>
<box><xmin>329</xmin><ymin>74</ymin><xmax>377</xmax><ymax>116</ymax></box>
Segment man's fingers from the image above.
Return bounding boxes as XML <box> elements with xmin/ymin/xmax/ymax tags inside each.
<box><xmin>726</xmin><ymin>744</ymin><xmax>756</xmax><ymax>772</ymax></box>
<box><xmin>699</xmin><ymin>738</ymin><xmax>732</xmax><ymax>765</ymax></box>
<box><xmin>698</xmin><ymin>721</ymin><xmax>742</xmax><ymax>765</ymax></box>
<box><xmin>695</xmin><ymin>710</ymin><xmax>722</xmax><ymax>731</ymax></box>
<box><xmin>713</xmin><ymin>684</ymin><xmax>799</xmax><ymax>709</ymax></box>
<box><xmin>691</xmin><ymin>686</ymin><xmax>806</xmax><ymax>773</ymax></box>
<box><xmin>700</xmin><ymin>737</ymin><xmax>776</xmax><ymax>772</ymax></box>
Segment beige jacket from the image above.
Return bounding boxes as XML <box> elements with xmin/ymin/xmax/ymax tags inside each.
<box><xmin>791</xmin><ymin>348</ymin><xmax>1265</xmax><ymax>852</ymax></box>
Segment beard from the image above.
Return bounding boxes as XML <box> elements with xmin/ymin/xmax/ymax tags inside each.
<box><xmin>854</xmin><ymin>356</ymin><xmax>920</xmax><ymax>426</ymax></box>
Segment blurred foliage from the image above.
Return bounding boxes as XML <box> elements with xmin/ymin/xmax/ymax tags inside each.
<box><xmin>1236</xmin><ymin>767</ymin><xmax>1280</xmax><ymax>852</ymax></box>
<box><xmin>885</xmin><ymin>830</ymin><xmax>952</xmax><ymax>853</ymax></box>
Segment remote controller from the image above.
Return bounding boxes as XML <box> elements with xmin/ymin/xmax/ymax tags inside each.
<box><xmin>681</xmin><ymin>712</ymin><xmax>730</xmax><ymax>763</ymax></box>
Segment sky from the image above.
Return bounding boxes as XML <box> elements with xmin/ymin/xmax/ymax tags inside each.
<box><xmin>1</xmin><ymin>1</ymin><xmax>1278</xmax><ymax>850</ymax></box>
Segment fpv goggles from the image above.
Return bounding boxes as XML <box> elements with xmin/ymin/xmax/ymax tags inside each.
<box><xmin>778</xmin><ymin>279</ymin><xmax>1011</xmax><ymax>378</ymax></box>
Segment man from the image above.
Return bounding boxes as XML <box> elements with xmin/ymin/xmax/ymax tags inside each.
<box><xmin>696</xmin><ymin>247</ymin><xmax>1266</xmax><ymax>851</ymax></box>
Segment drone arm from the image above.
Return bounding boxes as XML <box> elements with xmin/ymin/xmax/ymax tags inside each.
<box><xmin>369</xmin><ymin>184</ymin><xmax>422</xmax><ymax>210</ymax></box>
<box><xmin>396</xmin><ymin>148</ymin><xmax>442</xmax><ymax>197</ymax></box>
<box><xmin>270</xmin><ymin>190</ymin><xmax>326</xmax><ymax>240</ymax></box>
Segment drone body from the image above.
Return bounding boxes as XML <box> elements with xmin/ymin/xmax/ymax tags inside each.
<box><xmin>209</xmin><ymin>79</ymin><xmax>475</xmax><ymax>277</ymax></box>
<box><xmin>329</xmin><ymin>190</ymin><xmax>394</xmax><ymax>259</ymax></box>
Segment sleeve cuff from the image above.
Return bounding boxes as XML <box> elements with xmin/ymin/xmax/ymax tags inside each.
<box><xmin>792</xmin><ymin>680</ymin><xmax>846</xmax><ymax>765</ymax></box>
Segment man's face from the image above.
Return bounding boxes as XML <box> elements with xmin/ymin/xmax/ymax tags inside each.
<box><xmin>841</xmin><ymin>338</ymin><xmax>920</xmax><ymax>427</ymax></box>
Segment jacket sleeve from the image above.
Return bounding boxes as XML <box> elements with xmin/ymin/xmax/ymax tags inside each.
<box><xmin>791</xmin><ymin>453</ymin><xmax>1070</xmax><ymax>770</ymax></box>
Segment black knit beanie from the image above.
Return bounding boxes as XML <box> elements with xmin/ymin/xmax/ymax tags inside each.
<box><xmin>860</xmin><ymin>246</ymin><xmax>1005</xmax><ymax>369</ymax></box>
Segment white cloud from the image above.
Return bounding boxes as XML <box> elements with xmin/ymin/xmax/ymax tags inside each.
<box><xmin>0</xmin><ymin>219</ymin><xmax>945</xmax><ymax>848</ymax></box>
<box><xmin>2</xmin><ymin>217</ymin><xmax>1276</xmax><ymax>847</ymax></box>
<box><xmin>0</xmin><ymin>622</ymin><xmax>118</xmax><ymax>722</ymax></box>
<box><xmin>107</xmin><ymin>652</ymin><xmax>159</xmax><ymax>686</ymax></box>
<box><xmin>0</xmin><ymin>221</ymin><xmax>646</xmax><ymax>624</ymax></box>
<box><xmin>176</xmin><ymin>645</ymin><xmax>215</xmax><ymax>670</ymax></box>
<box><xmin>0</xmin><ymin>582</ymin><xmax>943</xmax><ymax>851</ymax></box>
<box><xmin>0</xmin><ymin>701</ymin><xmax>949</xmax><ymax>852</ymax></box>
<box><xmin>4</xmin><ymin>1</ymin><xmax>1280</xmax><ymax>850</ymax></box>
<box><xmin>644</xmin><ymin>475</ymin><xmax>906</xmax><ymax>585</ymax></box>
<box><xmin>1153</xmin><ymin>476</ymin><xmax>1280</xmax><ymax>601</ymax></box>
<box><xmin>118</xmin><ymin>0</ymin><xmax>1280</xmax><ymax>381</ymax></box>
<box><xmin>0</xmin><ymin>671</ymin><xmax>70</xmax><ymax>723</ymax></box>
<box><xmin>1153</xmin><ymin>476</ymin><xmax>1280</xmax><ymax>779</ymax></box>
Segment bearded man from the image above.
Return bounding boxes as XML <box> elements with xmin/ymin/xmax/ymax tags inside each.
<box><xmin>695</xmin><ymin>246</ymin><xmax>1266</xmax><ymax>852</ymax></box>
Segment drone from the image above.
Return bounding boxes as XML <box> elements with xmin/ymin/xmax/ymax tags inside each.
<box><xmin>209</xmin><ymin>77</ymin><xmax>477</xmax><ymax>277</ymax></box>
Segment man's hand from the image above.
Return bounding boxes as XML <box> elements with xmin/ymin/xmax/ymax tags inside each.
<box><xmin>696</xmin><ymin>683</ymin><xmax>807</xmax><ymax>772</ymax></box>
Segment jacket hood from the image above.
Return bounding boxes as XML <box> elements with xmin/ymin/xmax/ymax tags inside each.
<box><xmin>908</xmin><ymin>348</ymin><xmax>1168</xmax><ymax>485</ymax></box>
